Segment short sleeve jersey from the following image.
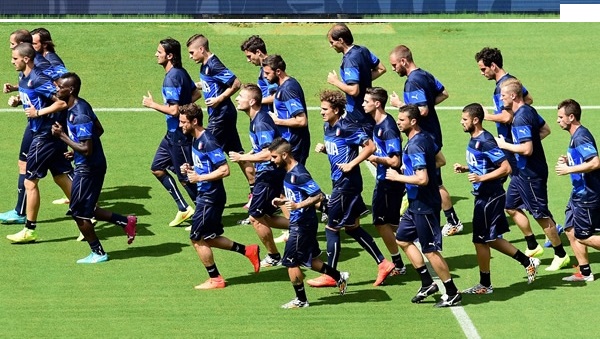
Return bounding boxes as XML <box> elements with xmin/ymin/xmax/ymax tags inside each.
<box><xmin>568</xmin><ymin>126</ymin><xmax>600</xmax><ymax>207</ymax></box>
<box><xmin>249</xmin><ymin>108</ymin><xmax>282</xmax><ymax>181</ymax></box>
<box><xmin>163</xmin><ymin>67</ymin><xmax>196</xmax><ymax>134</ymax></box>
<box><xmin>510</xmin><ymin>104</ymin><xmax>548</xmax><ymax>179</ymax></box>
<box><xmin>466</xmin><ymin>130</ymin><xmax>507</xmax><ymax>195</ymax></box>
<box><xmin>19</xmin><ymin>67</ymin><xmax>60</xmax><ymax>136</ymax></box>
<box><xmin>198</xmin><ymin>55</ymin><xmax>237</xmax><ymax>121</ymax></box>
<box><xmin>372</xmin><ymin>113</ymin><xmax>402</xmax><ymax>182</ymax></box>
<box><xmin>44</xmin><ymin>52</ymin><xmax>68</xmax><ymax>79</ymax></box>
<box><xmin>340</xmin><ymin>45</ymin><xmax>379</xmax><ymax>128</ymax></box>
<box><xmin>403</xmin><ymin>131</ymin><xmax>441</xmax><ymax>214</ymax></box>
<box><xmin>283</xmin><ymin>163</ymin><xmax>322</xmax><ymax>226</ymax></box>
<box><xmin>67</xmin><ymin>98</ymin><xmax>106</xmax><ymax>174</ymax></box>
<box><xmin>273</xmin><ymin>77</ymin><xmax>310</xmax><ymax>156</ymax></box>
<box><xmin>493</xmin><ymin>74</ymin><xmax>529</xmax><ymax>138</ymax></box>
<box><xmin>258</xmin><ymin>67</ymin><xmax>278</xmax><ymax>112</ymax></box>
<box><xmin>192</xmin><ymin>130</ymin><xmax>228</xmax><ymax>197</ymax></box>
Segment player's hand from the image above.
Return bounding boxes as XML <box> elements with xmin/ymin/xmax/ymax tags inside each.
<box><xmin>142</xmin><ymin>91</ymin><xmax>154</xmax><ymax>108</ymax></box>
<box><xmin>180</xmin><ymin>163</ymin><xmax>192</xmax><ymax>174</ymax></box>
<box><xmin>51</xmin><ymin>122</ymin><xmax>63</xmax><ymax>138</ymax></box>
<box><xmin>186</xmin><ymin>169</ymin><xmax>200</xmax><ymax>183</ymax></box>
<box><xmin>228</xmin><ymin>151</ymin><xmax>242</xmax><ymax>162</ymax></box>
<box><xmin>272</xmin><ymin>197</ymin><xmax>287</xmax><ymax>207</ymax></box>
<box><xmin>327</xmin><ymin>70</ymin><xmax>339</xmax><ymax>85</ymax></box>
<box><xmin>453</xmin><ymin>163</ymin><xmax>466</xmax><ymax>173</ymax></box>
<box><xmin>285</xmin><ymin>200</ymin><xmax>299</xmax><ymax>211</ymax></box>
<box><xmin>64</xmin><ymin>150</ymin><xmax>74</xmax><ymax>161</ymax></box>
<box><xmin>205</xmin><ymin>95</ymin><xmax>223</xmax><ymax>107</ymax></box>
<box><xmin>390</xmin><ymin>91</ymin><xmax>404</xmax><ymax>108</ymax></box>
<box><xmin>494</xmin><ymin>135</ymin><xmax>507</xmax><ymax>148</ymax></box>
<box><xmin>336</xmin><ymin>162</ymin><xmax>353</xmax><ymax>173</ymax></box>
<box><xmin>467</xmin><ymin>173</ymin><xmax>481</xmax><ymax>183</ymax></box>
<box><xmin>557</xmin><ymin>155</ymin><xmax>568</xmax><ymax>165</ymax></box>
<box><xmin>315</xmin><ymin>143</ymin><xmax>326</xmax><ymax>153</ymax></box>
<box><xmin>555</xmin><ymin>162</ymin><xmax>570</xmax><ymax>176</ymax></box>
<box><xmin>385</xmin><ymin>168</ymin><xmax>402</xmax><ymax>182</ymax></box>
<box><xmin>3</xmin><ymin>83</ymin><xmax>16</xmax><ymax>93</ymax></box>
<box><xmin>267</xmin><ymin>111</ymin><xmax>280</xmax><ymax>124</ymax></box>
<box><xmin>24</xmin><ymin>106</ymin><xmax>38</xmax><ymax>118</ymax></box>
<box><xmin>8</xmin><ymin>95</ymin><xmax>20</xmax><ymax>107</ymax></box>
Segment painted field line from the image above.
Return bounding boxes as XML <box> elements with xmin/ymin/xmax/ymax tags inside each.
<box><xmin>364</xmin><ymin>162</ymin><xmax>481</xmax><ymax>339</ymax></box>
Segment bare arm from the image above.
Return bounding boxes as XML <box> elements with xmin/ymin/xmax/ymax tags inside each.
<box><xmin>269</xmin><ymin>112</ymin><xmax>308</xmax><ymax>128</ymax></box>
<box><xmin>556</xmin><ymin>155</ymin><xmax>600</xmax><ymax>175</ymax></box>
<box><xmin>386</xmin><ymin>167</ymin><xmax>429</xmax><ymax>186</ymax></box>
<box><xmin>368</xmin><ymin>154</ymin><xmax>400</xmax><ymax>168</ymax></box>
<box><xmin>539</xmin><ymin>122</ymin><xmax>551</xmax><ymax>140</ymax></box>
<box><xmin>187</xmin><ymin>162</ymin><xmax>230</xmax><ymax>183</ymax></box>
<box><xmin>434</xmin><ymin>89</ymin><xmax>449</xmax><ymax>105</ymax></box>
<box><xmin>371</xmin><ymin>61</ymin><xmax>386</xmax><ymax>81</ymax></box>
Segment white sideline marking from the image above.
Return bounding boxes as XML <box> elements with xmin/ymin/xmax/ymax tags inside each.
<box><xmin>365</xmin><ymin>161</ymin><xmax>481</xmax><ymax>339</ymax></box>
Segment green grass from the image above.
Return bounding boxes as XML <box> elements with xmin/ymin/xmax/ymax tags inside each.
<box><xmin>0</xmin><ymin>21</ymin><xmax>599</xmax><ymax>338</ymax></box>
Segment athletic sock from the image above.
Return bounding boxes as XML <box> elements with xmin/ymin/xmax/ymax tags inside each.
<box><xmin>109</xmin><ymin>213</ymin><xmax>128</xmax><ymax>227</ymax></box>
<box><xmin>205</xmin><ymin>264</ymin><xmax>220</xmax><ymax>278</ymax></box>
<box><xmin>524</xmin><ymin>234</ymin><xmax>538</xmax><ymax>250</ymax></box>
<box><xmin>25</xmin><ymin>220</ymin><xmax>37</xmax><ymax>230</ymax></box>
<box><xmin>157</xmin><ymin>173</ymin><xmax>188</xmax><ymax>211</ymax></box>
<box><xmin>580</xmin><ymin>264</ymin><xmax>592</xmax><ymax>277</ymax></box>
<box><xmin>269</xmin><ymin>253</ymin><xmax>281</xmax><ymax>261</ymax></box>
<box><xmin>346</xmin><ymin>226</ymin><xmax>385</xmax><ymax>264</ymax></box>
<box><xmin>318</xmin><ymin>263</ymin><xmax>341</xmax><ymax>281</ymax></box>
<box><xmin>512</xmin><ymin>250</ymin><xmax>531</xmax><ymax>267</ymax></box>
<box><xmin>248</xmin><ymin>184</ymin><xmax>255</xmax><ymax>194</ymax></box>
<box><xmin>553</xmin><ymin>244</ymin><xmax>567</xmax><ymax>258</ymax></box>
<box><xmin>443</xmin><ymin>279</ymin><xmax>459</xmax><ymax>296</ymax></box>
<box><xmin>293</xmin><ymin>283</ymin><xmax>308</xmax><ymax>303</ymax></box>
<box><xmin>325</xmin><ymin>228</ymin><xmax>341</xmax><ymax>269</ymax></box>
<box><xmin>230</xmin><ymin>242</ymin><xmax>246</xmax><ymax>255</ymax></box>
<box><xmin>391</xmin><ymin>252</ymin><xmax>405</xmax><ymax>268</ymax></box>
<box><xmin>415</xmin><ymin>265</ymin><xmax>434</xmax><ymax>287</ymax></box>
<box><xmin>15</xmin><ymin>174</ymin><xmax>26</xmax><ymax>215</ymax></box>
<box><xmin>480</xmin><ymin>271</ymin><xmax>491</xmax><ymax>287</ymax></box>
<box><xmin>89</xmin><ymin>239</ymin><xmax>106</xmax><ymax>255</ymax></box>
<box><xmin>443</xmin><ymin>207</ymin><xmax>459</xmax><ymax>225</ymax></box>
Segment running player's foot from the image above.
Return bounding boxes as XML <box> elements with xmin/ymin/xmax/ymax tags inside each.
<box><xmin>76</xmin><ymin>232</ymin><xmax>85</xmax><ymax>241</ymax></box>
<box><xmin>462</xmin><ymin>283</ymin><xmax>493</xmax><ymax>294</ymax></box>
<box><xmin>124</xmin><ymin>215</ymin><xmax>137</xmax><ymax>245</ymax></box>
<box><xmin>274</xmin><ymin>230</ymin><xmax>289</xmax><ymax>244</ymax></box>
<box><xmin>169</xmin><ymin>206</ymin><xmax>194</xmax><ymax>227</ymax></box>
<box><xmin>194</xmin><ymin>276</ymin><xmax>226</xmax><ymax>290</ymax></box>
<box><xmin>373</xmin><ymin>259</ymin><xmax>395</xmax><ymax>286</ymax></box>
<box><xmin>411</xmin><ymin>282</ymin><xmax>439</xmax><ymax>303</ymax></box>
<box><xmin>390</xmin><ymin>265</ymin><xmax>407</xmax><ymax>276</ymax></box>
<box><xmin>260</xmin><ymin>254</ymin><xmax>282</xmax><ymax>268</ymax></box>
<box><xmin>545</xmin><ymin>255</ymin><xmax>570</xmax><ymax>271</ymax></box>
<box><xmin>526</xmin><ymin>257</ymin><xmax>541</xmax><ymax>284</ymax></box>
<box><xmin>306</xmin><ymin>274</ymin><xmax>337</xmax><ymax>288</ymax></box>
<box><xmin>243</xmin><ymin>193</ymin><xmax>252</xmax><ymax>210</ymax></box>
<box><xmin>77</xmin><ymin>252</ymin><xmax>109</xmax><ymax>264</ymax></box>
<box><xmin>434</xmin><ymin>293</ymin><xmax>462</xmax><ymax>308</ymax></box>
<box><xmin>184</xmin><ymin>225</ymin><xmax>192</xmax><ymax>231</ymax></box>
<box><xmin>52</xmin><ymin>197</ymin><xmax>70</xmax><ymax>205</ymax></box>
<box><xmin>525</xmin><ymin>244</ymin><xmax>544</xmax><ymax>258</ymax></box>
<box><xmin>0</xmin><ymin>209</ymin><xmax>26</xmax><ymax>224</ymax></box>
<box><xmin>245</xmin><ymin>244</ymin><xmax>260</xmax><ymax>273</ymax></box>
<box><xmin>237</xmin><ymin>217</ymin><xmax>251</xmax><ymax>225</ymax></box>
<box><xmin>563</xmin><ymin>271</ymin><xmax>594</xmax><ymax>282</ymax></box>
<box><xmin>544</xmin><ymin>224</ymin><xmax>564</xmax><ymax>248</ymax></box>
<box><xmin>281</xmin><ymin>297</ymin><xmax>309</xmax><ymax>309</ymax></box>
<box><xmin>442</xmin><ymin>221</ymin><xmax>464</xmax><ymax>236</ymax></box>
<box><xmin>337</xmin><ymin>271</ymin><xmax>350</xmax><ymax>295</ymax></box>
<box><xmin>6</xmin><ymin>227</ymin><xmax>37</xmax><ymax>243</ymax></box>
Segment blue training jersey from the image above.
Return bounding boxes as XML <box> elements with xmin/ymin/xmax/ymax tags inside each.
<box><xmin>492</xmin><ymin>74</ymin><xmax>529</xmax><ymax>138</ymax></box>
<box><xmin>163</xmin><ymin>67</ymin><xmax>196</xmax><ymax>140</ymax></box>
<box><xmin>283</xmin><ymin>163</ymin><xmax>322</xmax><ymax>226</ymax></box>
<box><xmin>403</xmin><ymin>68</ymin><xmax>445</xmax><ymax>148</ymax></box>
<box><xmin>34</xmin><ymin>53</ymin><xmax>54</xmax><ymax>79</ymax></box>
<box><xmin>18</xmin><ymin>67</ymin><xmax>62</xmax><ymax>137</ymax></box>
<box><xmin>403</xmin><ymin>131</ymin><xmax>441</xmax><ymax>214</ymax></box>
<box><xmin>324</xmin><ymin>117</ymin><xmax>369</xmax><ymax>192</ymax></box>
<box><xmin>511</xmin><ymin>104</ymin><xmax>548</xmax><ymax>179</ymax></box>
<box><xmin>198</xmin><ymin>54</ymin><xmax>237</xmax><ymax>123</ymax></box>
<box><xmin>258</xmin><ymin>67</ymin><xmax>277</xmax><ymax>112</ymax></box>
<box><xmin>44</xmin><ymin>52</ymin><xmax>68</xmax><ymax>79</ymax></box>
<box><xmin>273</xmin><ymin>77</ymin><xmax>310</xmax><ymax>160</ymax></box>
<box><xmin>67</xmin><ymin>98</ymin><xmax>106</xmax><ymax>174</ymax></box>
<box><xmin>340</xmin><ymin>45</ymin><xmax>379</xmax><ymax>128</ymax></box>
<box><xmin>466</xmin><ymin>130</ymin><xmax>507</xmax><ymax>195</ymax></box>
<box><xmin>249</xmin><ymin>108</ymin><xmax>282</xmax><ymax>181</ymax></box>
<box><xmin>191</xmin><ymin>130</ymin><xmax>227</xmax><ymax>198</ymax></box>
<box><xmin>568</xmin><ymin>126</ymin><xmax>600</xmax><ymax>207</ymax></box>
<box><xmin>372</xmin><ymin>113</ymin><xmax>402</xmax><ymax>181</ymax></box>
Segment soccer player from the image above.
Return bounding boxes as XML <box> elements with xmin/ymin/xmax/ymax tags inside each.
<box><xmin>240</xmin><ymin>35</ymin><xmax>278</xmax><ymax>112</ymax></box>
<box><xmin>269</xmin><ymin>137</ymin><xmax>349</xmax><ymax>309</ymax></box>
<box><xmin>555</xmin><ymin>99</ymin><xmax>600</xmax><ymax>282</ymax></box>
<box><xmin>261</xmin><ymin>54</ymin><xmax>310</xmax><ymax>165</ymax></box>
<box><xmin>309</xmin><ymin>89</ymin><xmax>395</xmax><ymax>288</ymax></box>
<box><xmin>31</xmin><ymin>28</ymin><xmax>68</xmax><ymax>79</ymax></box>
<box><xmin>186</xmin><ymin>34</ymin><xmax>255</xmax><ymax>204</ymax></box>
<box><xmin>454</xmin><ymin>103</ymin><xmax>540</xmax><ymax>293</ymax></box>
<box><xmin>388</xmin><ymin>45</ymin><xmax>463</xmax><ymax>236</ymax></box>
<box><xmin>495</xmin><ymin>78</ymin><xmax>570</xmax><ymax>271</ymax></box>
<box><xmin>6</xmin><ymin>43</ymin><xmax>72</xmax><ymax>243</ymax></box>
<box><xmin>143</xmin><ymin>38</ymin><xmax>200</xmax><ymax>227</ymax></box>
<box><xmin>385</xmin><ymin>104</ymin><xmax>461</xmax><ymax>307</ymax></box>
<box><xmin>363</xmin><ymin>87</ymin><xmax>406</xmax><ymax>275</ymax></box>
<box><xmin>178</xmin><ymin>103</ymin><xmax>261</xmax><ymax>290</ymax></box>
<box><xmin>230</xmin><ymin>84</ymin><xmax>289</xmax><ymax>268</ymax></box>
<box><xmin>326</xmin><ymin>23</ymin><xmax>386</xmax><ymax>135</ymax></box>
<box><xmin>50</xmin><ymin>73</ymin><xmax>137</xmax><ymax>263</ymax></box>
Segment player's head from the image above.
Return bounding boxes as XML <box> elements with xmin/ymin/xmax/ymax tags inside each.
<box><xmin>262</xmin><ymin>54</ymin><xmax>286</xmax><ymax>85</ymax></box>
<box><xmin>236</xmin><ymin>83</ymin><xmax>262</xmax><ymax>112</ymax></box>
<box><xmin>12</xmin><ymin>43</ymin><xmax>35</xmax><ymax>71</ymax></box>
<box><xmin>186</xmin><ymin>34</ymin><xmax>209</xmax><ymax>64</ymax></box>
<box><xmin>363</xmin><ymin>87</ymin><xmax>388</xmax><ymax>114</ymax></box>
<box><xmin>55</xmin><ymin>72</ymin><xmax>82</xmax><ymax>100</ymax></box>
<box><xmin>397</xmin><ymin>104</ymin><xmax>420</xmax><ymax>134</ymax></box>
<box><xmin>31</xmin><ymin>27</ymin><xmax>55</xmax><ymax>53</ymax></box>
<box><xmin>319</xmin><ymin>89</ymin><xmax>346</xmax><ymax>124</ymax></box>
<box><xmin>159</xmin><ymin>38</ymin><xmax>182</xmax><ymax>68</ymax></box>
<box><xmin>389</xmin><ymin>45</ymin><xmax>413</xmax><ymax>77</ymax></box>
<box><xmin>241</xmin><ymin>35</ymin><xmax>267</xmax><ymax>66</ymax></box>
<box><xmin>328</xmin><ymin>23</ymin><xmax>353</xmax><ymax>52</ymax></box>
<box><xmin>9</xmin><ymin>29</ymin><xmax>32</xmax><ymax>49</ymax></box>
<box><xmin>461</xmin><ymin>103</ymin><xmax>484</xmax><ymax>133</ymax></box>
<box><xmin>475</xmin><ymin>47</ymin><xmax>503</xmax><ymax>80</ymax></box>
<box><xmin>268</xmin><ymin>137</ymin><xmax>293</xmax><ymax>168</ymax></box>
<box><xmin>557</xmin><ymin>99</ymin><xmax>582</xmax><ymax>130</ymax></box>
<box><xmin>179</xmin><ymin>103</ymin><xmax>204</xmax><ymax>135</ymax></box>
<box><xmin>499</xmin><ymin>78</ymin><xmax>522</xmax><ymax>108</ymax></box>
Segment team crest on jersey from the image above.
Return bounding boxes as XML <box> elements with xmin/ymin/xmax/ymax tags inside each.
<box><xmin>27</xmin><ymin>79</ymin><xmax>33</xmax><ymax>87</ymax></box>
<box><xmin>198</xmin><ymin>141</ymin><xmax>204</xmax><ymax>150</ymax></box>
<box><xmin>475</xmin><ymin>141</ymin><xmax>480</xmax><ymax>149</ymax></box>
<box><xmin>69</xmin><ymin>113</ymin><xmax>74</xmax><ymax>122</ymax></box>
<box><xmin>277</xmin><ymin>92</ymin><xmax>281</xmax><ymax>100</ymax></box>
<box><xmin>205</xmin><ymin>67</ymin><xmax>210</xmax><ymax>75</ymax></box>
<box><xmin>377</xmin><ymin>128</ymin><xmax>383</xmax><ymax>137</ymax></box>
<box><xmin>336</xmin><ymin>128</ymin><xmax>341</xmax><ymax>136</ymax></box>
<box><xmin>291</xmin><ymin>174</ymin><xmax>296</xmax><ymax>184</ymax></box>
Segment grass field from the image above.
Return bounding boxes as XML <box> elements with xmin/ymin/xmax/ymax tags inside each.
<box><xmin>1</xmin><ymin>21</ymin><xmax>599</xmax><ymax>338</ymax></box>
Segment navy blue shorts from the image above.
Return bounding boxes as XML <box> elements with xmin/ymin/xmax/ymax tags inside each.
<box><xmin>69</xmin><ymin>171</ymin><xmax>105</xmax><ymax>220</ymax></box>
<box><xmin>25</xmin><ymin>137</ymin><xmax>73</xmax><ymax>180</ymax></box>
<box><xmin>282</xmin><ymin>223</ymin><xmax>321</xmax><ymax>268</ymax></box>
<box><xmin>327</xmin><ymin>188</ymin><xmax>368</xmax><ymax>229</ymax></box>
<box><xmin>189</xmin><ymin>192</ymin><xmax>226</xmax><ymax>241</ymax></box>
<box><xmin>206</xmin><ymin>117</ymin><xmax>244</xmax><ymax>154</ymax></box>
<box><xmin>472</xmin><ymin>191</ymin><xmax>509</xmax><ymax>244</ymax></box>
<box><xmin>248</xmin><ymin>181</ymin><xmax>281</xmax><ymax>219</ymax></box>
<box><xmin>372</xmin><ymin>180</ymin><xmax>404</xmax><ymax>226</ymax></box>
<box><xmin>396</xmin><ymin>210</ymin><xmax>442</xmax><ymax>253</ymax></box>
<box><xmin>19</xmin><ymin>126</ymin><xmax>33</xmax><ymax>162</ymax></box>
<box><xmin>505</xmin><ymin>176</ymin><xmax>553</xmax><ymax>219</ymax></box>
<box><xmin>565</xmin><ymin>200</ymin><xmax>600</xmax><ymax>240</ymax></box>
<box><xmin>151</xmin><ymin>135</ymin><xmax>193</xmax><ymax>182</ymax></box>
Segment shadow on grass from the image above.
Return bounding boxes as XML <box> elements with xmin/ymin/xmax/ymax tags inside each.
<box><xmin>310</xmin><ymin>288</ymin><xmax>393</xmax><ymax>306</ymax></box>
<box><xmin>108</xmin><ymin>241</ymin><xmax>187</xmax><ymax>260</ymax></box>
<box><xmin>224</xmin><ymin>267</ymin><xmax>290</xmax><ymax>285</ymax></box>
<box><xmin>461</xmin><ymin>276</ymin><xmax>560</xmax><ymax>305</ymax></box>
<box><xmin>100</xmin><ymin>185</ymin><xmax>152</xmax><ymax>201</ymax></box>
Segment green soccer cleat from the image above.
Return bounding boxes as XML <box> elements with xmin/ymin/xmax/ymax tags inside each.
<box><xmin>7</xmin><ymin>227</ymin><xmax>37</xmax><ymax>243</ymax></box>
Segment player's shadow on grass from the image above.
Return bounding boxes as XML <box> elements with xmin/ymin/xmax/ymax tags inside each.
<box><xmin>310</xmin><ymin>288</ymin><xmax>393</xmax><ymax>307</ymax></box>
<box><xmin>95</xmin><ymin>202</ymin><xmax>151</xmax><ymax>217</ymax></box>
<box><xmin>444</xmin><ymin>253</ymin><xmax>479</xmax><ymax>270</ymax></box>
<box><xmin>100</xmin><ymin>185</ymin><xmax>152</xmax><ymax>201</ymax></box>
<box><xmin>224</xmin><ymin>267</ymin><xmax>291</xmax><ymax>285</ymax></box>
<box><xmin>462</xmin><ymin>277</ymin><xmax>560</xmax><ymax>305</ymax></box>
<box><xmin>107</xmin><ymin>242</ymin><xmax>187</xmax><ymax>260</ymax></box>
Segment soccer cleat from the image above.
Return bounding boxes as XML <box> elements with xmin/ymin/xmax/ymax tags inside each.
<box><xmin>435</xmin><ymin>293</ymin><xmax>462</xmax><ymax>308</ymax></box>
<box><xmin>281</xmin><ymin>297</ymin><xmax>309</xmax><ymax>309</ymax></box>
<box><xmin>76</xmin><ymin>252</ymin><xmax>109</xmax><ymax>264</ymax></box>
<box><xmin>525</xmin><ymin>244</ymin><xmax>544</xmax><ymax>258</ymax></box>
<box><xmin>194</xmin><ymin>276</ymin><xmax>226</xmax><ymax>290</ymax></box>
<box><xmin>562</xmin><ymin>272</ymin><xmax>594</xmax><ymax>282</ymax></box>
<box><xmin>237</xmin><ymin>217</ymin><xmax>251</xmax><ymax>225</ymax></box>
<box><xmin>52</xmin><ymin>197</ymin><xmax>70</xmax><ymax>205</ymax></box>
<box><xmin>124</xmin><ymin>215</ymin><xmax>137</xmax><ymax>245</ymax></box>
<box><xmin>7</xmin><ymin>227</ymin><xmax>37</xmax><ymax>243</ymax></box>
<box><xmin>243</xmin><ymin>193</ymin><xmax>252</xmax><ymax>210</ymax></box>
<box><xmin>306</xmin><ymin>274</ymin><xmax>337</xmax><ymax>288</ymax></box>
<box><xmin>545</xmin><ymin>255</ymin><xmax>571</xmax><ymax>271</ymax></box>
<box><xmin>411</xmin><ymin>282</ymin><xmax>439</xmax><ymax>303</ymax></box>
<box><xmin>184</xmin><ymin>225</ymin><xmax>192</xmax><ymax>231</ymax></box>
<box><xmin>168</xmin><ymin>206</ymin><xmax>194</xmax><ymax>227</ymax></box>
<box><xmin>260</xmin><ymin>255</ymin><xmax>282</xmax><ymax>268</ymax></box>
<box><xmin>462</xmin><ymin>283</ymin><xmax>493</xmax><ymax>294</ymax></box>
<box><xmin>374</xmin><ymin>259</ymin><xmax>395</xmax><ymax>286</ymax></box>
<box><xmin>76</xmin><ymin>232</ymin><xmax>85</xmax><ymax>241</ymax></box>
<box><xmin>337</xmin><ymin>271</ymin><xmax>350</xmax><ymax>295</ymax></box>
<box><xmin>245</xmin><ymin>244</ymin><xmax>260</xmax><ymax>273</ymax></box>
<box><xmin>544</xmin><ymin>224</ymin><xmax>565</xmax><ymax>248</ymax></box>
<box><xmin>274</xmin><ymin>230</ymin><xmax>289</xmax><ymax>244</ymax></box>
<box><xmin>320</xmin><ymin>213</ymin><xmax>328</xmax><ymax>223</ymax></box>
<box><xmin>0</xmin><ymin>209</ymin><xmax>26</xmax><ymax>224</ymax></box>
<box><xmin>526</xmin><ymin>257</ymin><xmax>541</xmax><ymax>284</ymax></box>
<box><xmin>441</xmin><ymin>221</ymin><xmax>464</xmax><ymax>237</ymax></box>
<box><xmin>389</xmin><ymin>265</ymin><xmax>407</xmax><ymax>276</ymax></box>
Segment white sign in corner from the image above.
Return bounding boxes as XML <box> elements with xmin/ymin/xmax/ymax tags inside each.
<box><xmin>561</xmin><ymin>4</ymin><xmax>600</xmax><ymax>22</ymax></box>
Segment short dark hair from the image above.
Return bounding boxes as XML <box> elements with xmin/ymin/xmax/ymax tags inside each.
<box><xmin>557</xmin><ymin>99</ymin><xmax>582</xmax><ymax>121</ymax></box>
<box><xmin>179</xmin><ymin>103</ymin><xmax>204</xmax><ymax>126</ymax></box>
<box><xmin>390</xmin><ymin>45</ymin><xmax>413</xmax><ymax>63</ymax></box>
<box><xmin>462</xmin><ymin>103</ymin><xmax>484</xmax><ymax>122</ymax></box>
<box><xmin>241</xmin><ymin>83</ymin><xmax>263</xmax><ymax>104</ymax></box>
<box><xmin>11</xmin><ymin>29</ymin><xmax>32</xmax><ymax>44</ymax></box>
<box><xmin>160</xmin><ymin>37</ymin><xmax>182</xmax><ymax>68</ymax></box>
<box><xmin>319</xmin><ymin>89</ymin><xmax>346</xmax><ymax>115</ymax></box>
<box><xmin>475</xmin><ymin>47</ymin><xmax>503</xmax><ymax>69</ymax></box>
<box><xmin>365</xmin><ymin>87</ymin><xmax>388</xmax><ymax>107</ymax></box>
<box><xmin>58</xmin><ymin>72</ymin><xmax>82</xmax><ymax>97</ymax></box>
<box><xmin>31</xmin><ymin>27</ymin><xmax>55</xmax><ymax>52</ymax></box>
<box><xmin>399</xmin><ymin>104</ymin><xmax>421</xmax><ymax>123</ymax></box>
<box><xmin>328</xmin><ymin>23</ymin><xmax>353</xmax><ymax>45</ymax></box>
<box><xmin>241</xmin><ymin>35</ymin><xmax>267</xmax><ymax>54</ymax></box>
<box><xmin>262</xmin><ymin>54</ymin><xmax>286</xmax><ymax>72</ymax></box>
<box><xmin>186</xmin><ymin>34</ymin><xmax>209</xmax><ymax>50</ymax></box>
<box><xmin>13</xmin><ymin>43</ymin><xmax>36</xmax><ymax>59</ymax></box>
<box><xmin>268</xmin><ymin>137</ymin><xmax>292</xmax><ymax>154</ymax></box>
